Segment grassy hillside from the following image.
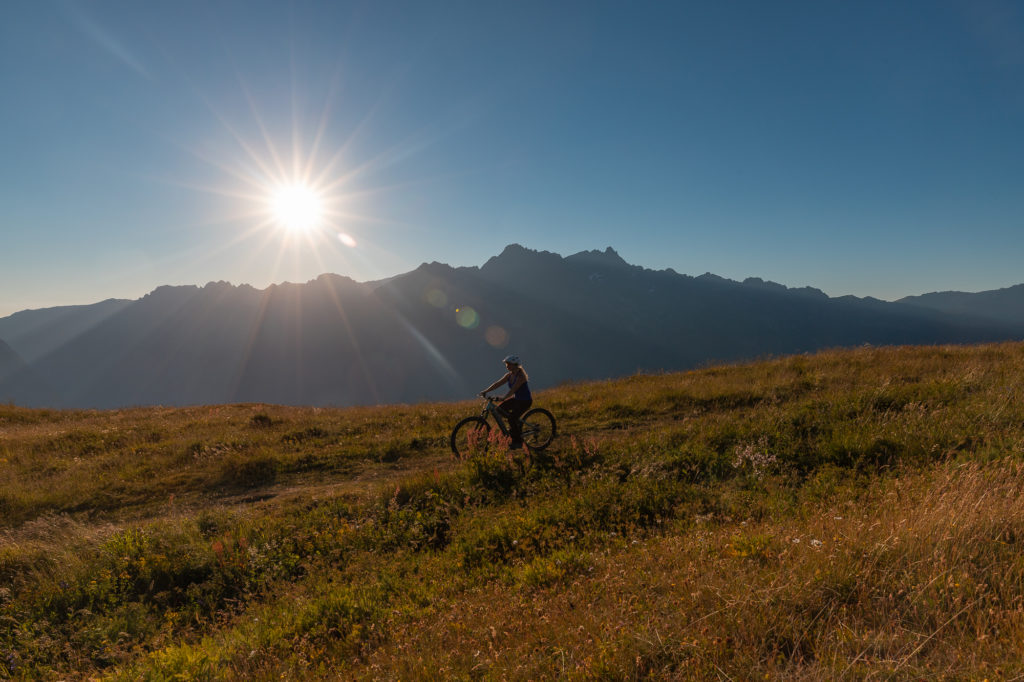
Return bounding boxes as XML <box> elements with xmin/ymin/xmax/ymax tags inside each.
<box><xmin>3</xmin><ymin>343</ymin><xmax>1024</xmax><ymax>679</ymax></box>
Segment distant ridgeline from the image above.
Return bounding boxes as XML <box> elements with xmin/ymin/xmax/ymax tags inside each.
<box><xmin>1</xmin><ymin>245</ymin><xmax>1022</xmax><ymax>409</ymax></box>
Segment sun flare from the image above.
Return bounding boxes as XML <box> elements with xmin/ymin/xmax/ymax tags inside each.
<box><xmin>269</xmin><ymin>184</ymin><xmax>324</xmax><ymax>233</ymax></box>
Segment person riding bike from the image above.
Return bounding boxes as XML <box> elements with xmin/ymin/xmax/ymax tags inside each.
<box><xmin>479</xmin><ymin>354</ymin><xmax>532</xmax><ymax>448</ymax></box>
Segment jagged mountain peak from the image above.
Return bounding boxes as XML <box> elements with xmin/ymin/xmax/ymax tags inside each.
<box><xmin>480</xmin><ymin>244</ymin><xmax>564</xmax><ymax>274</ymax></box>
<box><xmin>496</xmin><ymin>243</ymin><xmax>543</xmax><ymax>258</ymax></box>
<box><xmin>743</xmin><ymin>277</ymin><xmax>786</xmax><ymax>291</ymax></box>
<box><xmin>311</xmin><ymin>273</ymin><xmax>361</xmax><ymax>288</ymax></box>
<box><xmin>696</xmin><ymin>272</ymin><xmax>731</xmax><ymax>284</ymax></box>
<box><xmin>565</xmin><ymin>247</ymin><xmax>630</xmax><ymax>269</ymax></box>
<box><xmin>414</xmin><ymin>261</ymin><xmax>458</xmax><ymax>275</ymax></box>
<box><xmin>141</xmin><ymin>284</ymin><xmax>200</xmax><ymax>304</ymax></box>
<box><xmin>742</xmin><ymin>277</ymin><xmax>829</xmax><ymax>300</ymax></box>
<box><xmin>483</xmin><ymin>244</ymin><xmax>632</xmax><ymax>275</ymax></box>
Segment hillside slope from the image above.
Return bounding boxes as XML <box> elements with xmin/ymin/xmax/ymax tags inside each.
<box><xmin>3</xmin><ymin>342</ymin><xmax>1024</xmax><ymax>678</ymax></box>
<box><xmin>6</xmin><ymin>339</ymin><xmax>1024</xmax><ymax>675</ymax></box>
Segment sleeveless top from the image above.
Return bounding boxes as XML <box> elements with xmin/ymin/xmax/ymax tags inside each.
<box><xmin>508</xmin><ymin>370</ymin><xmax>532</xmax><ymax>401</ymax></box>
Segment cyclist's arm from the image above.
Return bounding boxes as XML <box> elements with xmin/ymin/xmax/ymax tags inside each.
<box><xmin>480</xmin><ymin>372</ymin><xmax>511</xmax><ymax>396</ymax></box>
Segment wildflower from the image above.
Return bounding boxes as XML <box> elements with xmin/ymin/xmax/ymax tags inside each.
<box><xmin>732</xmin><ymin>437</ymin><xmax>777</xmax><ymax>479</ymax></box>
<box><xmin>811</xmin><ymin>539</ymin><xmax>823</xmax><ymax>548</ymax></box>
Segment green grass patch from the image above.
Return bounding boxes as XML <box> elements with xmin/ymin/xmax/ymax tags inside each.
<box><xmin>3</xmin><ymin>342</ymin><xmax>1024</xmax><ymax>678</ymax></box>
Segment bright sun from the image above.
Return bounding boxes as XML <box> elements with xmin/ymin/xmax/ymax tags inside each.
<box><xmin>270</xmin><ymin>184</ymin><xmax>324</xmax><ymax>233</ymax></box>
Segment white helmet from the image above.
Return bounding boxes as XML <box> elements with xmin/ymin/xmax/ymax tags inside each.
<box><xmin>503</xmin><ymin>354</ymin><xmax>520</xmax><ymax>365</ymax></box>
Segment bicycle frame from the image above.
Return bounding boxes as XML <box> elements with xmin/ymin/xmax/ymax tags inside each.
<box><xmin>479</xmin><ymin>398</ymin><xmax>515</xmax><ymax>437</ymax></box>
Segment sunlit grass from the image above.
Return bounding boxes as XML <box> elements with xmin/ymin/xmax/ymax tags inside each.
<box><xmin>2</xmin><ymin>342</ymin><xmax>1024</xmax><ymax>678</ymax></box>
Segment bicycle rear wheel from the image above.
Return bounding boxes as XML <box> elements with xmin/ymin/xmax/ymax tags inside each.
<box><xmin>450</xmin><ymin>416</ymin><xmax>491</xmax><ymax>459</ymax></box>
<box><xmin>521</xmin><ymin>408</ymin><xmax>556</xmax><ymax>450</ymax></box>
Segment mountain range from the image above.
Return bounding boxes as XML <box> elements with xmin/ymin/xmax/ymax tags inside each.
<box><xmin>897</xmin><ymin>285</ymin><xmax>1024</xmax><ymax>327</ymax></box>
<box><xmin>1</xmin><ymin>244</ymin><xmax>1022</xmax><ymax>409</ymax></box>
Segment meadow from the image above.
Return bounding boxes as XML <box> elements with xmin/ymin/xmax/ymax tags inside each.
<box><xmin>2</xmin><ymin>342</ymin><xmax>1024</xmax><ymax>679</ymax></box>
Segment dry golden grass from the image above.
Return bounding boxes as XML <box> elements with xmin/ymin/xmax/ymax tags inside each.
<box><xmin>358</xmin><ymin>459</ymin><xmax>1024</xmax><ymax>679</ymax></box>
<box><xmin>3</xmin><ymin>342</ymin><xmax>1024</xmax><ymax>679</ymax></box>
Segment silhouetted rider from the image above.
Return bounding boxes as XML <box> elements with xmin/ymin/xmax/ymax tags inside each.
<box><xmin>479</xmin><ymin>354</ymin><xmax>533</xmax><ymax>448</ymax></box>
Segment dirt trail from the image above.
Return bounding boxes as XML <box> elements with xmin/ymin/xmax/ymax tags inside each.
<box><xmin>216</xmin><ymin>449</ymin><xmax>456</xmax><ymax>509</ymax></box>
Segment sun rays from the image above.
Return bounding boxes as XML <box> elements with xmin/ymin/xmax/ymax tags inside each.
<box><xmin>167</xmin><ymin>69</ymin><xmax>379</xmax><ymax>279</ymax></box>
<box><xmin>147</xmin><ymin>48</ymin><xmax>465</xmax><ymax>350</ymax></box>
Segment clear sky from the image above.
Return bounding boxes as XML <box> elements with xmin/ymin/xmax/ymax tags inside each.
<box><xmin>2</xmin><ymin>0</ymin><xmax>1023</xmax><ymax>318</ymax></box>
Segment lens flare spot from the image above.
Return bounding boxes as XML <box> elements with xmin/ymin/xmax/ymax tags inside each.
<box><xmin>455</xmin><ymin>306</ymin><xmax>479</xmax><ymax>329</ymax></box>
<box><xmin>425</xmin><ymin>289</ymin><xmax>447</xmax><ymax>307</ymax></box>
<box><xmin>485</xmin><ymin>325</ymin><xmax>509</xmax><ymax>348</ymax></box>
<box><xmin>338</xmin><ymin>232</ymin><xmax>357</xmax><ymax>247</ymax></box>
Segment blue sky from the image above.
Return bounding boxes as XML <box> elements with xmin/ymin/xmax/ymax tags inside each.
<box><xmin>2</xmin><ymin>0</ymin><xmax>1023</xmax><ymax>317</ymax></box>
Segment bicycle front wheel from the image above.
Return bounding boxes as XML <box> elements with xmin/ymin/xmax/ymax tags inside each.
<box><xmin>450</xmin><ymin>416</ymin><xmax>491</xmax><ymax>460</ymax></box>
<box><xmin>521</xmin><ymin>408</ymin><xmax>556</xmax><ymax>450</ymax></box>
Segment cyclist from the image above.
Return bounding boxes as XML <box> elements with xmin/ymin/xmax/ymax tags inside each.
<box><xmin>479</xmin><ymin>354</ymin><xmax>533</xmax><ymax>447</ymax></box>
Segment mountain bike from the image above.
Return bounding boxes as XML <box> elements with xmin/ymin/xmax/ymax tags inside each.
<box><xmin>450</xmin><ymin>397</ymin><xmax>556</xmax><ymax>460</ymax></box>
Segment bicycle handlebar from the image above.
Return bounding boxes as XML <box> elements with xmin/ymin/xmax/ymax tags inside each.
<box><xmin>479</xmin><ymin>395</ymin><xmax>508</xmax><ymax>414</ymax></box>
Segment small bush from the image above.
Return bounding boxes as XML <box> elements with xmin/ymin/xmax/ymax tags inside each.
<box><xmin>467</xmin><ymin>448</ymin><xmax>522</xmax><ymax>496</ymax></box>
<box><xmin>249</xmin><ymin>413</ymin><xmax>273</xmax><ymax>428</ymax></box>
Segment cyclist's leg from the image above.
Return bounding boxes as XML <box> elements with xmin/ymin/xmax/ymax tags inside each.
<box><xmin>499</xmin><ymin>398</ymin><xmax>532</xmax><ymax>445</ymax></box>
